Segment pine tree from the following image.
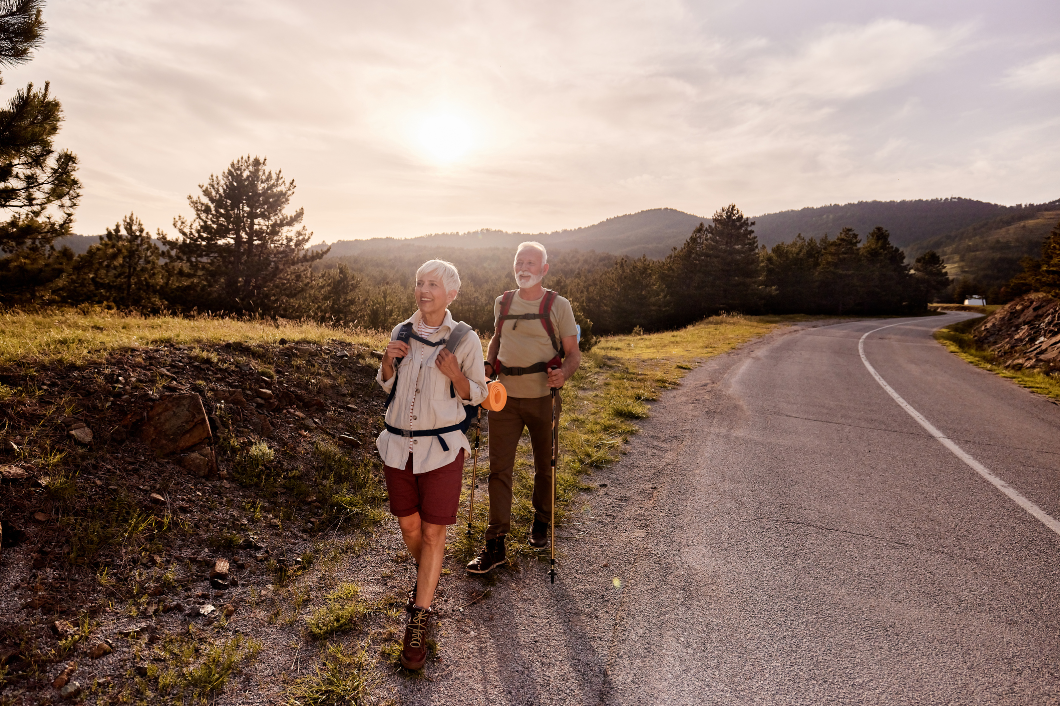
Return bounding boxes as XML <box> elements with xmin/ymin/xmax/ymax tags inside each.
<box><xmin>817</xmin><ymin>228</ymin><xmax>863</xmax><ymax>315</ymax></box>
<box><xmin>163</xmin><ymin>156</ymin><xmax>328</xmax><ymax>315</ymax></box>
<box><xmin>761</xmin><ymin>234</ymin><xmax>822</xmax><ymax>313</ymax></box>
<box><xmin>663</xmin><ymin>203</ymin><xmax>761</xmax><ymax>324</ymax></box>
<box><xmin>911</xmin><ymin>250</ymin><xmax>951</xmax><ymax>305</ymax></box>
<box><xmin>860</xmin><ymin>227</ymin><xmax>910</xmax><ymax>313</ymax></box>
<box><xmin>300</xmin><ymin>263</ymin><xmax>362</xmax><ymax>324</ymax></box>
<box><xmin>64</xmin><ymin>214</ymin><xmax>164</xmax><ymax>309</ymax></box>
<box><xmin>0</xmin><ymin>0</ymin><xmax>81</xmax><ymax>301</ymax></box>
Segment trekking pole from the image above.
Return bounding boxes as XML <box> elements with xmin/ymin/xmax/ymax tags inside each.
<box><xmin>549</xmin><ymin>379</ymin><xmax>559</xmax><ymax>585</ymax></box>
<box><xmin>467</xmin><ymin>408</ymin><xmax>481</xmax><ymax>539</ymax></box>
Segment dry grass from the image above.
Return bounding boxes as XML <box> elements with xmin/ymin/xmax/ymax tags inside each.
<box><xmin>0</xmin><ymin>307</ymin><xmax>387</xmax><ymax>366</ymax></box>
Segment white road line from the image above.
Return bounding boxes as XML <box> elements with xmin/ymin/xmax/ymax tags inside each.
<box><xmin>859</xmin><ymin>320</ymin><xmax>1060</xmax><ymax>539</ymax></box>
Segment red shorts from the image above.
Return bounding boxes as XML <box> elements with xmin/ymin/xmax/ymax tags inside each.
<box><xmin>382</xmin><ymin>450</ymin><xmax>465</xmax><ymax>526</ymax></box>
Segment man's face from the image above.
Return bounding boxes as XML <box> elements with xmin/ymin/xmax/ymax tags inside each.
<box><xmin>514</xmin><ymin>248</ymin><xmax>548</xmax><ymax>288</ymax></box>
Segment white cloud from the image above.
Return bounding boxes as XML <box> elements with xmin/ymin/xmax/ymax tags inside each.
<box><xmin>0</xmin><ymin>1</ymin><xmax>1054</xmax><ymax>241</ymax></box>
<box><xmin>1004</xmin><ymin>52</ymin><xmax>1060</xmax><ymax>90</ymax></box>
<box><xmin>737</xmin><ymin>19</ymin><xmax>965</xmax><ymax>100</ymax></box>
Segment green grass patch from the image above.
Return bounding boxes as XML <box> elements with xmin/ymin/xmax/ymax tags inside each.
<box><xmin>153</xmin><ymin>630</ymin><xmax>261</xmax><ymax>703</ymax></box>
<box><xmin>935</xmin><ymin>318</ymin><xmax>1060</xmax><ymax>401</ymax></box>
<box><xmin>0</xmin><ymin>307</ymin><xmax>386</xmax><ymax>366</ymax></box>
<box><xmin>287</xmin><ymin>642</ymin><xmax>383</xmax><ymax>706</ymax></box>
<box><xmin>305</xmin><ymin>583</ymin><xmax>367</xmax><ymax>639</ymax></box>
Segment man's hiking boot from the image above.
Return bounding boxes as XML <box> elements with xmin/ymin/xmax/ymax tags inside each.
<box><xmin>466</xmin><ymin>536</ymin><xmax>506</xmax><ymax>574</ymax></box>
<box><xmin>400</xmin><ymin>604</ymin><xmax>432</xmax><ymax>670</ymax></box>
<box><xmin>528</xmin><ymin>518</ymin><xmax>549</xmax><ymax>548</ymax></box>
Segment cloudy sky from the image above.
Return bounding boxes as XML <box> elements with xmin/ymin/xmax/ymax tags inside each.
<box><xmin>7</xmin><ymin>0</ymin><xmax>1059</xmax><ymax>242</ymax></box>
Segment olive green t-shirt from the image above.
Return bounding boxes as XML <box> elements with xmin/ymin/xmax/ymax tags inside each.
<box><xmin>494</xmin><ymin>290</ymin><xmax>578</xmax><ymax>399</ymax></box>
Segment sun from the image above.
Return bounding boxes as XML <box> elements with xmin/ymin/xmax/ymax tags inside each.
<box><xmin>416</xmin><ymin>113</ymin><xmax>473</xmax><ymax>165</ymax></box>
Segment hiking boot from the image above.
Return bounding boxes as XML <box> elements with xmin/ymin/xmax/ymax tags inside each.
<box><xmin>466</xmin><ymin>536</ymin><xmax>506</xmax><ymax>574</ymax></box>
<box><xmin>528</xmin><ymin>518</ymin><xmax>549</xmax><ymax>548</ymax></box>
<box><xmin>400</xmin><ymin>604</ymin><xmax>432</xmax><ymax>670</ymax></box>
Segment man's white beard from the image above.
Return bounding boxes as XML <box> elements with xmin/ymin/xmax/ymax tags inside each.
<box><xmin>515</xmin><ymin>271</ymin><xmax>543</xmax><ymax>288</ymax></box>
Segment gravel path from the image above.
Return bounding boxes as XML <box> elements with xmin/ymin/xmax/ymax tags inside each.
<box><xmin>376</xmin><ymin>315</ymin><xmax>1060</xmax><ymax>705</ymax></box>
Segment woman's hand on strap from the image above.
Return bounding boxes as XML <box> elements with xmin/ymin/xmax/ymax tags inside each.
<box><xmin>380</xmin><ymin>340</ymin><xmax>409</xmax><ymax>381</ymax></box>
<box><xmin>383</xmin><ymin>340</ymin><xmax>410</xmax><ymax>363</ymax></box>
<box><xmin>436</xmin><ymin>348</ymin><xmax>472</xmax><ymax>400</ymax></box>
<box><xmin>435</xmin><ymin>348</ymin><xmax>464</xmax><ymax>381</ymax></box>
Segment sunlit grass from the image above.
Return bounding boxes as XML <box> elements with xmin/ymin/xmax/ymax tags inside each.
<box><xmin>287</xmin><ymin>642</ymin><xmax>380</xmax><ymax>706</ymax></box>
<box><xmin>306</xmin><ymin>583</ymin><xmax>367</xmax><ymax>639</ymax></box>
<box><xmin>0</xmin><ymin>307</ymin><xmax>387</xmax><ymax>366</ymax></box>
<box><xmin>935</xmin><ymin>317</ymin><xmax>1060</xmax><ymax>402</ymax></box>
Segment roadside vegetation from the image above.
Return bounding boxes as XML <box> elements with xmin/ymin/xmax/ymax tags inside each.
<box><xmin>935</xmin><ymin>316</ymin><xmax>1060</xmax><ymax>402</ymax></box>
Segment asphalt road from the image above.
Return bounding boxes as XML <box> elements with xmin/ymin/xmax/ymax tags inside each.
<box><xmin>401</xmin><ymin>314</ymin><xmax>1060</xmax><ymax>706</ymax></box>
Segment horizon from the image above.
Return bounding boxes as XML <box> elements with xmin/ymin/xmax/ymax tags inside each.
<box><xmin>9</xmin><ymin>0</ymin><xmax>1060</xmax><ymax>245</ymax></box>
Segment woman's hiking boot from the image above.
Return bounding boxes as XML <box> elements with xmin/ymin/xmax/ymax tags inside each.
<box><xmin>400</xmin><ymin>604</ymin><xmax>432</xmax><ymax>670</ymax></box>
<box><xmin>528</xmin><ymin>518</ymin><xmax>549</xmax><ymax>548</ymax></box>
<box><xmin>465</xmin><ymin>536</ymin><xmax>506</xmax><ymax>574</ymax></box>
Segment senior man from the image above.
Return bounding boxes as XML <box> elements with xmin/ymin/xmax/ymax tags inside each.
<box><xmin>467</xmin><ymin>241</ymin><xmax>581</xmax><ymax>574</ymax></box>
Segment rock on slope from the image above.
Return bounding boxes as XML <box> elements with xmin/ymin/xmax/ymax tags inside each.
<box><xmin>974</xmin><ymin>292</ymin><xmax>1060</xmax><ymax>371</ymax></box>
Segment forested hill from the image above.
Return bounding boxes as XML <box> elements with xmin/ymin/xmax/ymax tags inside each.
<box><xmin>60</xmin><ymin>197</ymin><xmax>1056</xmax><ymax>262</ymax></box>
<box><xmin>318</xmin><ymin>208</ymin><xmax>707</xmax><ymax>260</ymax></box>
<box><xmin>903</xmin><ymin>204</ymin><xmax>1060</xmax><ymax>292</ymax></box>
<box><xmin>318</xmin><ymin>198</ymin><xmax>1054</xmax><ymax>260</ymax></box>
<box><xmin>751</xmin><ymin>198</ymin><xmax>1037</xmax><ymax>250</ymax></box>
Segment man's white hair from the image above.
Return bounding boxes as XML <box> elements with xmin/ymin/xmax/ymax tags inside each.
<box><xmin>515</xmin><ymin>241</ymin><xmax>548</xmax><ymax>265</ymax></box>
<box><xmin>416</xmin><ymin>259</ymin><xmax>461</xmax><ymax>293</ymax></box>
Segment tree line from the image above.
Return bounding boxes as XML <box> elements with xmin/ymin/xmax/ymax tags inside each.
<box><xmin>0</xmin><ymin>144</ymin><xmax>956</xmax><ymax>342</ymax></box>
<box><xmin>4</xmin><ymin>3</ymin><xmax>1059</xmax><ymax>344</ymax></box>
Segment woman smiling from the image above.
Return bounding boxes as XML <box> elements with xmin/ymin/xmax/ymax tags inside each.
<box><xmin>376</xmin><ymin>259</ymin><xmax>487</xmax><ymax>671</ymax></box>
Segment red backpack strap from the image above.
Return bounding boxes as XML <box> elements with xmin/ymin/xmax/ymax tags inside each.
<box><xmin>490</xmin><ymin>291</ymin><xmax>517</xmax><ymax>373</ymax></box>
<box><xmin>496</xmin><ymin>290</ymin><xmax>517</xmax><ymax>338</ymax></box>
<box><xmin>539</xmin><ymin>289</ymin><xmax>563</xmax><ymax>358</ymax></box>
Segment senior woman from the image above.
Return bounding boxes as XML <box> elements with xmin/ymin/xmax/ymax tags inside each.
<box><xmin>376</xmin><ymin>259</ymin><xmax>487</xmax><ymax>671</ymax></box>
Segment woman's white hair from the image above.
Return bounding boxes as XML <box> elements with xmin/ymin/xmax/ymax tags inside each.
<box><xmin>515</xmin><ymin>241</ymin><xmax>548</xmax><ymax>264</ymax></box>
<box><xmin>416</xmin><ymin>259</ymin><xmax>461</xmax><ymax>293</ymax></box>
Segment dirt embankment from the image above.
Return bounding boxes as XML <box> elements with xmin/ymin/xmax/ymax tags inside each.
<box><xmin>973</xmin><ymin>293</ymin><xmax>1060</xmax><ymax>371</ymax></box>
<box><xmin>0</xmin><ymin>339</ymin><xmax>389</xmax><ymax>705</ymax></box>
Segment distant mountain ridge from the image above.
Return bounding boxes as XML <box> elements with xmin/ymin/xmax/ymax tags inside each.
<box><xmin>60</xmin><ymin>197</ymin><xmax>1059</xmax><ymax>275</ymax></box>
<box><xmin>318</xmin><ymin>197</ymin><xmax>1057</xmax><ymax>261</ymax></box>
<box><xmin>317</xmin><ymin>208</ymin><xmax>707</xmax><ymax>260</ymax></box>
<box><xmin>751</xmin><ymin>197</ymin><xmax>1036</xmax><ymax>250</ymax></box>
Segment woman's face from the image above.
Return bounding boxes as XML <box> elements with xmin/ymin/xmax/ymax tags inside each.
<box><xmin>415</xmin><ymin>272</ymin><xmax>455</xmax><ymax>318</ymax></box>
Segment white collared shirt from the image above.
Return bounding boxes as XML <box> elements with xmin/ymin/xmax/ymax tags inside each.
<box><xmin>376</xmin><ymin>309</ymin><xmax>488</xmax><ymax>474</ymax></box>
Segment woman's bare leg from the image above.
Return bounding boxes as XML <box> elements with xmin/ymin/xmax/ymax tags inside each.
<box><xmin>414</xmin><ymin>520</ymin><xmax>447</xmax><ymax>609</ymax></box>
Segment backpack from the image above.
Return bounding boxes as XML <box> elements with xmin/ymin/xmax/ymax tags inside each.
<box><xmin>493</xmin><ymin>289</ymin><xmax>564</xmax><ymax>376</ymax></box>
<box><xmin>382</xmin><ymin>320</ymin><xmax>479</xmax><ymax>451</ymax></box>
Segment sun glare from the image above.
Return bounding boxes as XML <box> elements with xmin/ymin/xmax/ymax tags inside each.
<box><xmin>416</xmin><ymin>113</ymin><xmax>473</xmax><ymax>164</ymax></box>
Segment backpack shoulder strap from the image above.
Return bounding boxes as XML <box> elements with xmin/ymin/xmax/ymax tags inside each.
<box><xmin>445</xmin><ymin>322</ymin><xmax>473</xmax><ymax>354</ymax></box>
<box><xmin>394</xmin><ymin>322</ymin><xmax>413</xmax><ymax>343</ymax></box>
<box><xmin>384</xmin><ymin>322</ymin><xmax>415</xmax><ymax>411</ymax></box>
<box><xmin>494</xmin><ymin>290</ymin><xmax>517</xmax><ymax>338</ymax></box>
<box><xmin>445</xmin><ymin>321</ymin><xmax>476</xmax><ymax>399</ymax></box>
<box><xmin>539</xmin><ymin>290</ymin><xmax>563</xmax><ymax>357</ymax></box>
